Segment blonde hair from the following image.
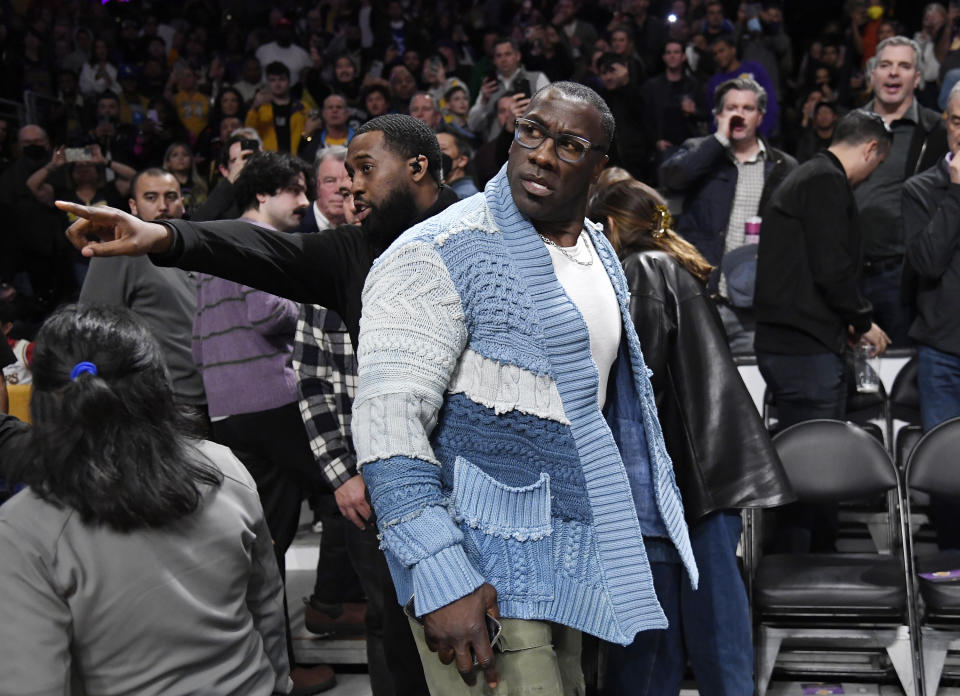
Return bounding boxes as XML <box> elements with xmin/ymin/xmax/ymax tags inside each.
<box><xmin>588</xmin><ymin>177</ymin><xmax>714</xmax><ymax>285</ymax></box>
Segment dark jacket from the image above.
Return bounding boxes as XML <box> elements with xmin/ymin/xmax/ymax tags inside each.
<box><xmin>754</xmin><ymin>151</ymin><xmax>873</xmax><ymax>355</ymax></box>
<box><xmin>191</xmin><ymin>178</ymin><xmax>240</xmax><ymax>223</ymax></box>
<box><xmin>883</xmin><ymin>99</ymin><xmax>948</xmax><ymax>179</ymax></box>
<box><xmin>603</xmin><ymin>79</ymin><xmax>650</xmax><ymax>182</ymax></box>
<box><xmin>623</xmin><ymin>251</ymin><xmax>793</xmax><ymax>521</ymax></box>
<box><xmin>903</xmin><ymin>156</ymin><xmax>960</xmax><ymax>357</ymax></box>
<box><xmin>659</xmin><ymin>134</ymin><xmax>797</xmax><ymax>291</ymax></box>
<box><xmin>153</xmin><ymin>186</ymin><xmax>461</xmax><ymax>348</ymax></box>
<box><xmin>0</xmin><ymin>413</ymin><xmax>30</xmax><ymax>483</ymax></box>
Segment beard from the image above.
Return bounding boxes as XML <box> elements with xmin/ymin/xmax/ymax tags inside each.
<box><xmin>363</xmin><ymin>186</ymin><xmax>420</xmax><ymax>250</ymax></box>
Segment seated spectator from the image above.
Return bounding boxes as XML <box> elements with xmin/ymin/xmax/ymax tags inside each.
<box><xmin>319</xmin><ymin>94</ymin><xmax>355</xmax><ymax>147</ymax></box>
<box><xmin>915</xmin><ymin>3</ymin><xmax>949</xmax><ymax>108</ymax></box>
<box><xmin>387</xmin><ymin>64</ymin><xmax>419</xmax><ymax>114</ymax></box>
<box><xmin>0</xmin><ymin>304</ymin><xmax>291</xmax><ymax>696</ymax></box>
<box><xmin>706</xmin><ymin>35</ymin><xmax>780</xmax><ymax>137</ymax></box>
<box><xmin>194</xmin><ymin>87</ymin><xmax>247</xmax><ymax>182</ymax></box>
<box><xmin>422</xmin><ymin>54</ymin><xmax>467</xmax><ymax>111</ymax></box>
<box><xmin>796</xmin><ymin>101</ymin><xmax>840</xmax><ymax>162</ymax></box>
<box><xmin>552</xmin><ymin>0</ymin><xmax>598</xmax><ymax>62</ymax></box>
<box><xmin>193</xmin><ymin>130</ymin><xmax>260</xmax><ymax>222</ymax></box>
<box><xmin>643</xmin><ymin>39</ymin><xmax>708</xmax><ymax>169</ymax></box>
<box><xmin>245</xmin><ymin>61</ymin><xmax>307</xmax><ymax>155</ymax></box>
<box><xmin>472</xmin><ymin>92</ymin><xmax>528</xmax><ymax>187</ymax></box>
<box><xmin>409</xmin><ymin>92</ymin><xmax>443</xmax><ymax>131</ymax></box>
<box><xmin>136</xmin><ymin>97</ymin><xmax>189</xmax><ymax>169</ymax></box>
<box><xmin>116</xmin><ymin>64</ymin><xmax>149</xmax><ymax>127</ymax></box>
<box><xmin>598</xmin><ymin>52</ymin><xmax>650</xmax><ymax>181</ymax></box>
<box><xmin>361</xmin><ymin>83</ymin><xmax>392</xmax><ymax>121</ymax></box>
<box><xmin>331</xmin><ymin>55</ymin><xmax>363</xmax><ymax>105</ymax></box>
<box><xmin>436</xmin><ymin>131</ymin><xmax>479</xmax><ymax>198</ymax></box>
<box><xmin>90</xmin><ymin>92</ymin><xmax>137</xmax><ymax>170</ymax></box>
<box><xmin>165</xmin><ymin>65</ymin><xmax>210</xmax><ymax>142</ymax></box>
<box><xmin>608</xmin><ymin>23</ymin><xmax>648</xmax><ymax>82</ymax></box>
<box><xmin>523</xmin><ymin>23</ymin><xmax>578</xmax><ymax>83</ymax></box>
<box><xmin>48</xmin><ymin>68</ymin><xmax>86</xmax><ymax>146</ymax></box>
<box><xmin>622</xmin><ymin>0</ymin><xmax>669</xmax><ymax>74</ymax></box>
<box><xmin>467</xmin><ymin>36</ymin><xmax>549</xmax><ymax>142</ymax></box>
<box><xmin>163</xmin><ymin>142</ymin><xmax>208</xmax><ymax>214</ymax></box>
<box><xmin>255</xmin><ymin>16</ymin><xmax>311</xmax><ymax>87</ymax></box>
<box><xmin>441</xmin><ymin>84</ymin><xmax>478</xmax><ymax>144</ymax></box>
<box><xmin>79</xmin><ymin>38</ymin><xmax>119</xmax><ymax>99</ymax></box>
<box><xmin>234</xmin><ymin>55</ymin><xmax>264</xmax><ymax>105</ymax></box>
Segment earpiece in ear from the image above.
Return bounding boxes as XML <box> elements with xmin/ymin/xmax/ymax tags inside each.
<box><xmin>411</xmin><ymin>161</ymin><xmax>422</xmax><ymax>173</ymax></box>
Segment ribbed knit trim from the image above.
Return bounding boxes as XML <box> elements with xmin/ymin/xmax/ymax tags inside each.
<box><xmin>412</xmin><ymin>544</ymin><xmax>487</xmax><ymax>616</ymax></box>
<box><xmin>591</xmin><ymin>223</ymin><xmax>698</xmax><ymax>591</ymax></box>
<box><xmin>486</xmin><ymin>169</ymin><xmax>668</xmax><ymax>643</ymax></box>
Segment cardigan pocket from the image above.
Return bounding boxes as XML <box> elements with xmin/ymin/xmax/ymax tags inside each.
<box><xmin>451</xmin><ymin>456</ymin><xmax>554</xmax><ymax>602</ymax></box>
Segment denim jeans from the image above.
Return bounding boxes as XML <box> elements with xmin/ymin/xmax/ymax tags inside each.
<box><xmin>604</xmin><ymin>512</ymin><xmax>753</xmax><ymax>696</ymax></box>
<box><xmin>917</xmin><ymin>344</ymin><xmax>960</xmax><ymax>549</ymax></box>
<box><xmin>756</xmin><ymin>351</ymin><xmax>846</xmax><ymax>551</ymax></box>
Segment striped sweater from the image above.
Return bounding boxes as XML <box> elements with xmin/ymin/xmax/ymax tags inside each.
<box><xmin>193</xmin><ymin>272</ymin><xmax>300</xmax><ymax>419</ymax></box>
<box><xmin>355</xmin><ymin>167</ymin><xmax>698</xmax><ymax>645</ymax></box>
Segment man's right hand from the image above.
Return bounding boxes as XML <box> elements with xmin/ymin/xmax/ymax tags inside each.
<box><xmin>334</xmin><ymin>474</ymin><xmax>372</xmax><ymax>530</ymax></box>
<box><xmin>423</xmin><ymin>583</ymin><xmax>500</xmax><ymax>688</ymax></box>
<box><xmin>949</xmin><ymin>150</ymin><xmax>960</xmax><ymax>185</ymax></box>
<box><xmin>480</xmin><ymin>77</ymin><xmax>499</xmax><ymax>104</ymax></box>
<box><xmin>861</xmin><ymin>322</ymin><xmax>891</xmax><ymax>356</ymax></box>
<box><xmin>715</xmin><ymin>109</ymin><xmax>734</xmax><ymax>140</ymax></box>
<box><xmin>57</xmin><ymin>202</ymin><xmax>174</xmax><ymax>257</ymax></box>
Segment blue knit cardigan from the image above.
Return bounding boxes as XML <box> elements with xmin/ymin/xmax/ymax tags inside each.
<box><xmin>355</xmin><ymin>167</ymin><xmax>697</xmax><ymax>645</ymax></box>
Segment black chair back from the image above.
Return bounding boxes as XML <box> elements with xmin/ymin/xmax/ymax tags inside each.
<box><xmin>890</xmin><ymin>356</ymin><xmax>920</xmax><ymax>425</ymax></box>
<box><xmin>773</xmin><ymin>420</ymin><xmax>897</xmax><ymax>503</ymax></box>
<box><xmin>905</xmin><ymin>417</ymin><xmax>960</xmax><ymax>501</ymax></box>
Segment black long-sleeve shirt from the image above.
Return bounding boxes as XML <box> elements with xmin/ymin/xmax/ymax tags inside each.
<box><xmin>754</xmin><ymin>150</ymin><xmax>872</xmax><ymax>355</ymax></box>
<box><xmin>152</xmin><ymin>186</ymin><xmax>461</xmax><ymax>348</ymax></box>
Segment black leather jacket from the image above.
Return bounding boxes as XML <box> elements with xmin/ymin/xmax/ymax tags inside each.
<box><xmin>624</xmin><ymin>250</ymin><xmax>794</xmax><ymax>521</ymax></box>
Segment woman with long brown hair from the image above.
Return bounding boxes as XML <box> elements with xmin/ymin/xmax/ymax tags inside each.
<box><xmin>589</xmin><ymin>177</ymin><xmax>793</xmax><ymax>695</ymax></box>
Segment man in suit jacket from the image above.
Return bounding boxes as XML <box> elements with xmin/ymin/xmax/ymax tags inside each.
<box><xmin>299</xmin><ymin>146</ymin><xmax>350</xmax><ymax>234</ymax></box>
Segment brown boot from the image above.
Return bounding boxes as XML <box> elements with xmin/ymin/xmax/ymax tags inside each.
<box><xmin>289</xmin><ymin>665</ymin><xmax>336</xmax><ymax>695</ymax></box>
<box><xmin>302</xmin><ymin>598</ymin><xmax>367</xmax><ymax>637</ymax></box>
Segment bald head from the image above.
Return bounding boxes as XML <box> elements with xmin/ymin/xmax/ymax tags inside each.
<box><xmin>19</xmin><ymin>125</ymin><xmax>49</xmax><ymax>148</ymax></box>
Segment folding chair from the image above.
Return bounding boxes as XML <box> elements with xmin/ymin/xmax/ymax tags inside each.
<box><xmin>754</xmin><ymin>420</ymin><xmax>923</xmax><ymax>696</ymax></box>
<box><xmin>903</xmin><ymin>417</ymin><xmax>960</xmax><ymax>695</ymax></box>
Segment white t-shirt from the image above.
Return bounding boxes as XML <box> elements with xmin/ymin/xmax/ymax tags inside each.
<box><xmin>542</xmin><ymin>230</ymin><xmax>622</xmax><ymax>408</ymax></box>
<box><xmin>255</xmin><ymin>42</ymin><xmax>312</xmax><ymax>84</ymax></box>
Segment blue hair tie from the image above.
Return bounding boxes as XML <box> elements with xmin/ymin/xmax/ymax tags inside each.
<box><xmin>70</xmin><ymin>361</ymin><xmax>98</xmax><ymax>380</ymax></box>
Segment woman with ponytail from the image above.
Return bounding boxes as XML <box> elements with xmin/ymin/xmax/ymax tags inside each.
<box><xmin>588</xmin><ymin>177</ymin><xmax>793</xmax><ymax>695</ymax></box>
<box><xmin>0</xmin><ymin>305</ymin><xmax>292</xmax><ymax>695</ymax></box>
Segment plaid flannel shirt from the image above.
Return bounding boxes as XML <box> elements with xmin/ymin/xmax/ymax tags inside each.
<box><xmin>292</xmin><ymin>303</ymin><xmax>358</xmax><ymax>490</ymax></box>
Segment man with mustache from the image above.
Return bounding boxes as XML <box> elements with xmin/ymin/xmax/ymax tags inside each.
<box><xmin>189</xmin><ymin>149</ymin><xmax>339</xmax><ymax>694</ymax></box>
<box><xmin>79</xmin><ymin>168</ymin><xmax>205</xmax><ymax>412</ymax></box>
<box><xmin>59</xmin><ymin>115</ymin><xmax>456</xmax><ymax>696</ymax></box>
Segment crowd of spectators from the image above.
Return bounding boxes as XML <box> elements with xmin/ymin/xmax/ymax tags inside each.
<box><xmin>0</xmin><ymin>0</ymin><xmax>942</xmax><ymax>323</ymax></box>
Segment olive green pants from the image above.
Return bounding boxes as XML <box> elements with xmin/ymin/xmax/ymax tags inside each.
<box><xmin>408</xmin><ymin>616</ymin><xmax>585</xmax><ymax>696</ymax></box>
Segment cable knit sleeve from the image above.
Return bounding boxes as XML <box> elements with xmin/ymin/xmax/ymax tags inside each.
<box><xmin>354</xmin><ymin>241</ymin><xmax>485</xmax><ymax>615</ymax></box>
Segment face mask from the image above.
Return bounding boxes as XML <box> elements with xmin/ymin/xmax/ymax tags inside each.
<box><xmin>22</xmin><ymin>144</ymin><xmax>48</xmax><ymax>161</ymax></box>
<box><xmin>440</xmin><ymin>153</ymin><xmax>454</xmax><ymax>179</ymax></box>
<box><xmin>763</xmin><ymin>20</ymin><xmax>782</xmax><ymax>34</ymax></box>
<box><xmin>747</xmin><ymin>17</ymin><xmax>762</xmax><ymax>33</ymax></box>
<box><xmin>867</xmin><ymin>5</ymin><xmax>884</xmax><ymax>21</ymax></box>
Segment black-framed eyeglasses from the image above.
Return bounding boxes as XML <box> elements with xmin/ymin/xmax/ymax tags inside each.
<box><xmin>513</xmin><ymin>118</ymin><xmax>607</xmax><ymax>163</ymax></box>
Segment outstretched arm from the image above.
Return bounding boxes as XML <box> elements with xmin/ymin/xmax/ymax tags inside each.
<box><xmin>60</xmin><ymin>201</ymin><xmax>352</xmax><ymax>330</ymax></box>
